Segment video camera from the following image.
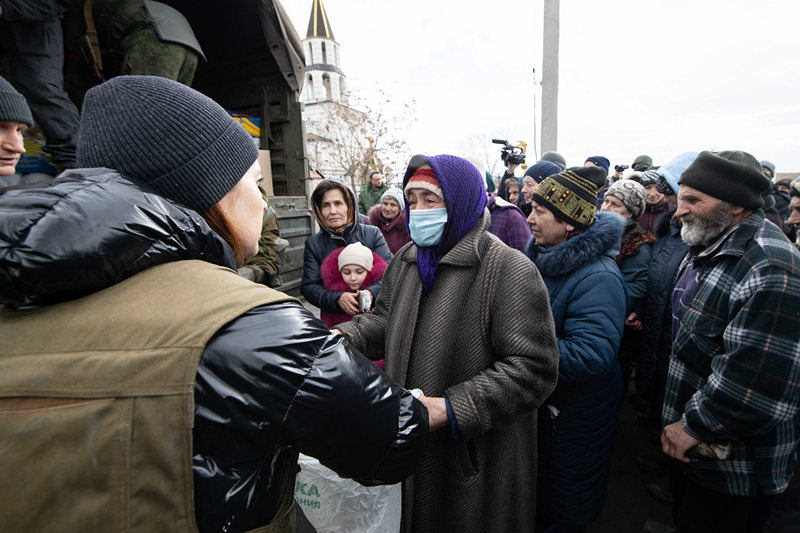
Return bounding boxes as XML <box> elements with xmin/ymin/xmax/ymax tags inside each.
<box><xmin>492</xmin><ymin>139</ymin><xmax>526</xmax><ymax>167</ymax></box>
<box><xmin>614</xmin><ymin>164</ymin><xmax>629</xmax><ymax>173</ymax></box>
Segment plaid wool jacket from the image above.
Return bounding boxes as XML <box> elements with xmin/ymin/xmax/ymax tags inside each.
<box><xmin>663</xmin><ymin>211</ymin><xmax>800</xmax><ymax>496</ymax></box>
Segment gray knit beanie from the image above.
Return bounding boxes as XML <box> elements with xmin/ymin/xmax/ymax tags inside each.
<box><xmin>679</xmin><ymin>150</ymin><xmax>771</xmax><ymax>209</ymax></box>
<box><xmin>0</xmin><ymin>76</ymin><xmax>34</xmax><ymax>127</ymax></box>
<box><xmin>77</xmin><ymin>76</ymin><xmax>258</xmax><ymax>213</ymax></box>
<box><xmin>380</xmin><ymin>187</ymin><xmax>405</xmax><ymax>211</ymax></box>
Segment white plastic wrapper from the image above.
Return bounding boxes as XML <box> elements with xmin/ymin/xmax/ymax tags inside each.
<box><xmin>295</xmin><ymin>453</ymin><xmax>401</xmax><ymax>533</ymax></box>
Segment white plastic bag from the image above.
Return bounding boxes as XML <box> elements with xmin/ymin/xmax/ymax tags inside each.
<box><xmin>294</xmin><ymin>453</ymin><xmax>401</xmax><ymax>533</ymax></box>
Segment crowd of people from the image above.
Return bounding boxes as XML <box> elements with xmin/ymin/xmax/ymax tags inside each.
<box><xmin>1</xmin><ymin>71</ymin><xmax>800</xmax><ymax>533</ymax></box>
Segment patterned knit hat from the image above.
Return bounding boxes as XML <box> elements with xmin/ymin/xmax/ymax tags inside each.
<box><xmin>639</xmin><ymin>169</ymin><xmax>661</xmax><ymax>187</ymax></box>
<box><xmin>338</xmin><ymin>242</ymin><xmax>373</xmax><ymax>271</ymax></box>
<box><xmin>0</xmin><ymin>76</ymin><xmax>33</xmax><ymax>127</ymax></box>
<box><xmin>380</xmin><ymin>187</ymin><xmax>405</xmax><ymax>211</ymax></box>
<box><xmin>404</xmin><ymin>167</ymin><xmax>443</xmax><ymax>199</ymax></box>
<box><xmin>679</xmin><ymin>150</ymin><xmax>771</xmax><ymax>209</ymax></box>
<box><xmin>606</xmin><ymin>179</ymin><xmax>647</xmax><ymax>219</ymax></box>
<box><xmin>533</xmin><ymin>168</ymin><xmax>598</xmax><ymax>229</ymax></box>
<box><xmin>78</xmin><ymin>76</ymin><xmax>258</xmax><ymax>213</ymax></box>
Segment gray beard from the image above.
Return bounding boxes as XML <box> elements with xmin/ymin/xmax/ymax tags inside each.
<box><xmin>680</xmin><ymin>201</ymin><xmax>733</xmax><ymax>248</ymax></box>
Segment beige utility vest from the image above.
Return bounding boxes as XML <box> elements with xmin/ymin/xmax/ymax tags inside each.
<box><xmin>0</xmin><ymin>260</ymin><xmax>297</xmax><ymax>532</ymax></box>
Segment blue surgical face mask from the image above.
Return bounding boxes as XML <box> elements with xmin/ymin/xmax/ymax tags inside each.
<box><xmin>408</xmin><ymin>208</ymin><xmax>448</xmax><ymax>247</ymax></box>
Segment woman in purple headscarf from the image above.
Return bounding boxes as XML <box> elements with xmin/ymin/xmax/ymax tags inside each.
<box><xmin>336</xmin><ymin>154</ymin><xmax>559</xmax><ymax>533</ymax></box>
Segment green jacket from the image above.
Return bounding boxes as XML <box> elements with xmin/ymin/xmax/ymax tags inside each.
<box><xmin>357</xmin><ymin>182</ymin><xmax>389</xmax><ymax>215</ymax></box>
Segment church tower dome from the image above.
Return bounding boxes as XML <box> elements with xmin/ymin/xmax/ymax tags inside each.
<box><xmin>301</xmin><ymin>0</ymin><xmax>347</xmax><ymax>103</ymax></box>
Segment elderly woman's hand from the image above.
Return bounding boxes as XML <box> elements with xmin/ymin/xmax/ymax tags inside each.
<box><xmin>418</xmin><ymin>395</ymin><xmax>449</xmax><ymax>432</ymax></box>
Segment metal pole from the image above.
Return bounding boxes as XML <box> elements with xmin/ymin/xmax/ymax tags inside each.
<box><xmin>541</xmin><ymin>0</ymin><xmax>559</xmax><ymax>154</ymax></box>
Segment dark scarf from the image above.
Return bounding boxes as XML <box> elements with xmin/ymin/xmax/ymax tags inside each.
<box><xmin>403</xmin><ymin>155</ymin><xmax>487</xmax><ymax>293</ymax></box>
<box><xmin>616</xmin><ymin>221</ymin><xmax>655</xmax><ymax>266</ymax></box>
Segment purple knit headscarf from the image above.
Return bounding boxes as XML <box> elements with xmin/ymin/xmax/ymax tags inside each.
<box><xmin>403</xmin><ymin>154</ymin><xmax>487</xmax><ymax>292</ymax></box>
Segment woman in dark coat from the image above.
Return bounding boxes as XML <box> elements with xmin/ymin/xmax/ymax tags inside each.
<box><xmin>302</xmin><ymin>178</ymin><xmax>392</xmax><ymax>316</ymax></box>
<box><xmin>524</xmin><ymin>167</ymin><xmax>627</xmax><ymax>533</ymax></box>
<box><xmin>600</xmin><ymin>178</ymin><xmax>655</xmax><ymax>394</ymax></box>
<box><xmin>337</xmin><ymin>154</ymin><xmax>559</xmax><ymax>533</ymax></box>
<box><xmin>0</xmin><ymin>76</ymin><xmax>427</xmax><ymax>533</ymax></box>
<box><xmin>366</xmin><ymin>186</ymin><xmax>410</xmax><ymax>254</ymax></box>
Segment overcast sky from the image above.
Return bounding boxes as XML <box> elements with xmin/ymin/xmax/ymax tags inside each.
<box><xmin>284</xmin><ymin>0</ymin><xmax>800</xmax><ymax>175</ymax></box>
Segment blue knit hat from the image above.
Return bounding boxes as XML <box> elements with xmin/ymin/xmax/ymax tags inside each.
<box><xmin>0</xmin><ymin>76</ymin><xmax>33</xmax><ymax>127</ymax></box>
<box><xmin>77</xmin><ymin>76</ymin><xmax>258</xmax><ymax>213</ymax></box>
<box><xmin>524</xmin><ymin>160</ymin><xmax>562</xmax><ymax>184</ymax></box>
<box><xmin>584</xmin><ymin>155</ymin><xmax>610</xmax><ymax>174</ymax></box>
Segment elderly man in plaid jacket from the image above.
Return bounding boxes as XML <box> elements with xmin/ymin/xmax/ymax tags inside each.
<box><xmin>658</xmin><ymin>150</ymin><xmax>800</xmax><ymax>533</ymax></box>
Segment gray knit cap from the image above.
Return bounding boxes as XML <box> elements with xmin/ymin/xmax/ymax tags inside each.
<box><xmin>0</xmin><ymin>76</ymin><xmax>34</xmax><ymax>127</ymax></box>
<box><xmin>606</xmin><ymin>179</ymin><xmax>647</xmax><ymax>219</ymax></box>
<box><xmin>380</xmin><ymin>187</ymin><xmax>405</xmax><ymax>211</ymax></box>
<box><xmin>77</xmin><ymin>76</ymin><xmax>258</xmax><ymax>213</ymax></box>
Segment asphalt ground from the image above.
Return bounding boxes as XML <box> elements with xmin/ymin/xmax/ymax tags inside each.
<box><xmin>588</xmin><ymin>389</ymin><xmax>675</xmax><ymax>533</ymax></box>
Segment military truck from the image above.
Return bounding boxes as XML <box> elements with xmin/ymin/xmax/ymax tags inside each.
<box><xmin>65</xmin><ymin>0</ymin><xmax>314</xmax><ymax>296</ymax></box>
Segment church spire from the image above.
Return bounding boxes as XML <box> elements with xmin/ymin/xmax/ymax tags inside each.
<box><xmin>306</xmin><ymin>0</ymin><xmax>335</xmax><ymax>41</ymax></box>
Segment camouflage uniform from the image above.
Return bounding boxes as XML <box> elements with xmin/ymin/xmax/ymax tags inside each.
<box><xmin>92</xmin><ymin>0</ymin><xmax>199</xmax><ymax>85</ymax></box>
<box><xmin>239</xmin><ymin>189</ymin><xmax>284</xmax><ymax>288</ymax></box>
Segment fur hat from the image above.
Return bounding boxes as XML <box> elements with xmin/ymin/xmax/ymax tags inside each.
<box><xmin>533</xmin><ymin>168</ymin><xmax>598</xmax><ymax>229</ymax></box>
<box><xmin>606</xmin><ymin>179</ymin><xmax>647</xmax><ymax>219</ymax></box>
<box><xmin>679</xmin><ymin>150</ymin><xmax>771</xmax><ymax>209</ymax></box>
<box><xmin>338</xmin><ymin>242</ymin><xmax>374</xmax><ymax>271</ymax></box>
<box><xmin>380</xmin><ymin>187</ymin><xmax>405</xmax><ymax>211</ymax></box>
<box><xmin>78</xmin><ymin>76</ymin><xmax>258</xmax><ymax>213</ymax></box>
<box><xmin>404</xmin><ymin>167</ymin><xmax>442</xmax><ymax>199</ymax></box>
<box><xmin>584</xmin><ymin>156</ymin><xmax>610</xmax><ymax>174</ymax></box>
<box><xmin>0</xmin><ymin>76</ymin><xmax>33</xmax><ymax>127</ymax></box>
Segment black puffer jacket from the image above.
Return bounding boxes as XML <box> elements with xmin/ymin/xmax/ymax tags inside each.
<box><xmin>0</xmin><ymin>169</ymin><xmax>428</xmax><ymax>533</ymax></box>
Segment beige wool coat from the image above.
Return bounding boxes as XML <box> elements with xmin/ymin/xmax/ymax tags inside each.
<box><xmin>338</xmin><ymin>212</ymin><xmax>559</xmax><ymax>532</ymax></box>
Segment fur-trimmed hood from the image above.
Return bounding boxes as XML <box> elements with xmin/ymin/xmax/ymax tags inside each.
<box><xmin>320</xmin><ymin>246</ymin><xmax>388</xmax><ymax>291</ymax></box>
<box><xmin>525</xmin><ymin>211</ymin><xmax>625</xmax><ymax>277</ymax></box>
